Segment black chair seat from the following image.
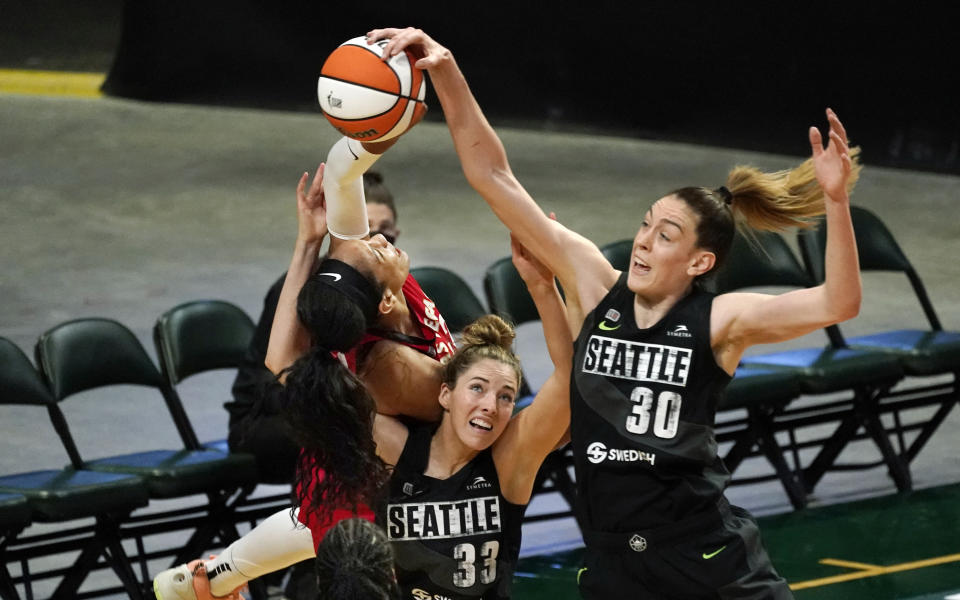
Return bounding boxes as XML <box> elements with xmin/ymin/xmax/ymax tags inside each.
<box><xmin>739</xmin><ymin>347</ymin><xmax>904</xmax><ymax>395</ymax></box>
<box><xmin>0</xmin><ymin>492</ymin><xmax>31</xmax><ymax>529</ymax></box>
<box><xmin>720</xmin><ymin>367</ymin><xmax>802</xmax><ymax>411</ymax></box>
<box><xmin>86</xmin><ymin>449</ymin><xmax>256</xmax><ymax>499</ymax></box>
<box><xmin>0</xmin><ymin>469</ymin><xmax>148</xmax><ymax>521</ymax></box>
<box><xmin>846</xmin><ymin>329</ymin><xmax>960</xmax><ymax>375</ymax></box>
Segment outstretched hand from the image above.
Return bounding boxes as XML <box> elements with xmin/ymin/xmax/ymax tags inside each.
<box><xmin>366</xmin><ymin>27</ymin><xmax>451</xmax><ymax>71</ymax></box>
<box><xmin>296</xmin><ymin>163</ymin><xmax>328</xmax><ymax>244</ymax></box>
<box><xmin>810</xmin><ymin>108</ymin><xmax>853</xmax><ymax>203</ymax></box>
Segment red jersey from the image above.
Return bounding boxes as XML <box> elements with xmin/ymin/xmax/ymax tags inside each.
<box><xmin>299</xmin><ymin>272</ymin><xmax>457</xmax><ymax>547</ymax></box>
<box><xmin>342</xmin><ymin>273</ymin><xmax>456</xmax><ymax>371</ymax></box>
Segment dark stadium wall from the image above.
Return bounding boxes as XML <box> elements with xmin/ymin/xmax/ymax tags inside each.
<box><xmin>102</xmin><ymin>1</ymin><xmax>958</xmax><ymax>174</ymax></box>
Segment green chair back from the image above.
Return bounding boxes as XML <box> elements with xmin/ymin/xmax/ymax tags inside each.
<box><xmin>711</xmin><ymin>230</ymin><xmax>813</xmax><ymax>294</ymax></box>
<box><xmin>35</xmin><ymin>318</ymin><xmax>166</xmax><ymax>401</ymax></box>
<box><xmin>483</xmin><ymin>256</ymin><xmax>539</xmax><ymax>326</ymax></box>
<box><xmin>798</xmin><ymin>206</ymin><xmax>941</xmax><ymax>330</ymax></box>
<box><xmin>410</xmin><ymin>267</ymin><xmax>487</xmax><ymax>333</ymax></box>
<box><xmin>0</xmin><ymin>338</ymin><xmax>56</xmax><ymax>406</ymax></box>
<box><xmin>600</xmin><ymin>239</ymin><xmax>633</xmax><ymax>271</ymax></box>
<box><xmin>154</xmin><ymin>299</ymin><xmax>255</xmax><ymax>384</ymax></box>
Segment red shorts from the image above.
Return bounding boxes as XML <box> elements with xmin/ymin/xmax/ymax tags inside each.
<box><xmin>296</xmin><ymin>467</ymin><xmax>375</xmax><ymax>549</ymax></box>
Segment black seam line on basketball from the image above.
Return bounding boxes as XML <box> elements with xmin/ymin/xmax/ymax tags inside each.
<box><xmin>320</xmin><ymin>73</ymin><xmax>423</xmax><ymax>102</ymax></box>
<box><xmin>320</xmin><ymin>97</ymin><xmax>421</xmax><ymax>122</ymax></box>
<box><xmin>350</xmin><ymin>43</ymin><xmax>402</xmax><ymax>92</ymax></box>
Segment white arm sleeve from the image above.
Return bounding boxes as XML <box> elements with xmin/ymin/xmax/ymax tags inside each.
<box><xmin>323</xmin><ymin>136</ymin><xmax>382</xmax><ymax>240</ymax></box>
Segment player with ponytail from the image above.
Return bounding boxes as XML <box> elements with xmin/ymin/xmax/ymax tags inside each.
<box><xmin>372</xmin><ymin>26</ymin><xmax>863</xmax><ymax>599</ymax></box>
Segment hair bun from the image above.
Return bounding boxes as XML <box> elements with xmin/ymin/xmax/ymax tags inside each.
<box><xmin>460</xmin><ymin>314</ymin><xmax>516</xmax><ymax>352</ymax></box>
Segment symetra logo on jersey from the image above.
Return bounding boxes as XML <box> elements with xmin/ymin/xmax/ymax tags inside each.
<box><xmin>387</xmin><ymin>496</ymin><xmax>501</xmax><ymax>541</ymax></box>
<box><xmin>466</xmin><ymin>476</ymin><xmax>492</xmax><ymax>491</ymax></box>
<box><xmin>582</xmin><ymin>335</ymin><xmax>691</xmax><ymax>386</ymax></box>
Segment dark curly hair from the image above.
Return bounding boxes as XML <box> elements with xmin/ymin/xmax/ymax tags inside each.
<box><xmin>315</xmin><ymin>518</ymin><xmax>398</xmax><ymax>600</ymax></box>
<box><xmin>283</xmin><ymin>269</ymin><xmax>390</xmax><ymax>523</ymax></box>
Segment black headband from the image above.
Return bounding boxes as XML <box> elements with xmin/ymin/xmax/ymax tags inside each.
<box><xmin>715</xmin><ymin>186</ymin><xmax>733</xmax><ymax>205</ymax></box>
<box><xmin>313</xmin><ymin>258</ymin><xmax>382</xmax><ymax>324</ymax></box>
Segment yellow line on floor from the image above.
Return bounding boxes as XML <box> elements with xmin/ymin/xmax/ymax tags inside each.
<box><xmin>817</xmin><ymin>558</ymin><xmax>881</xmax><ymax>570</ymax></box>
<box><xmin>0</xmin><ymin>69</ymin><xmax>104</xmax><ymax>98</ymax></box>
<box><xmin>790</xmin><ymin>552</ymin><xmax>960</xmax><ymax>590</ymax></box>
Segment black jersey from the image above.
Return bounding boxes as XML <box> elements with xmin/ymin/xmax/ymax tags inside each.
<box><xmin>571</xmin><ymin>273</ymin><xmax>732</xmax><ymax>533</ymax></box>
<box><xmin>378</xmin><ymin>425</ymin><xmax>526</xmax><ymax>600</ymax></box>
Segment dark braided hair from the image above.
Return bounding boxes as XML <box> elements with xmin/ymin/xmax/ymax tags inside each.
<box><xmin>315</xmin><ymin>518</ymin><xmax>398</xmax><ymax>600</ymax></box>
<box><xmin>283</xmin><ymin>268</ymin><xmax>389</xmax><ymax>524</ymax></box>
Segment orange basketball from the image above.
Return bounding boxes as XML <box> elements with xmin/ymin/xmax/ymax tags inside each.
<box><xmin>317</xmin><ymin>36</ymin><xmax>427</xmax><ymax>142</ymax></box>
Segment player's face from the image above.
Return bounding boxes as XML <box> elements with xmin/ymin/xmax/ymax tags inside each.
<box><xmin>439</xmin><ymin>358</ymin><xmax>517</xmax><ymax>451</ymax></box>
<box><xmin>627</xmin><ymin>195</ymin><xmax>707</xmax><ymax>298</ymax></box>
<box><xmin>331</xmin><ymin>234</ymin><xmax>409</xmax><ymax>294</ymax></box>
<box><xmin>367</xmin><ymin>202</ymin><xmax>399</xmax><ymax>244</ymax></box>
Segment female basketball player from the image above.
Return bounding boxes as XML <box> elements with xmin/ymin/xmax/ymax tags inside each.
<box><xmin>155</xmin><ymin>120</ymin><xmax>572</xmax><ymax>598</ymax></box>
<box><xmin>160</xmin><ymin>230</ymin><xmax>572</xmax><ymax>600</ymax></box>
<box><xmin>369</xmin><ymin>26</ymin><xmax>863</xmax><ymax>599</ymax></box>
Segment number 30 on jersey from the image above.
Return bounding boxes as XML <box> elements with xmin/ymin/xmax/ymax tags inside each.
<box><xmin>625</xmin><ymin>386</ymin><xmax>682</xmax><ymax>438</ymax></box>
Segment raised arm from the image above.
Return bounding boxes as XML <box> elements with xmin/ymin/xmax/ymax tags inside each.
<box><xmin>712</xmin><ymin>109</ymin><xmax>861</xmax><ymax>371</ymax></box>
<box><xmin>491</xmin><ymin>235</ymin><xmax>573</xmax><ymax>504</ymax></box>
<box><xmin>367</xmin><ymin>27</ymin><xmax>618</xmax><ymax>323</ymax></box>
<box><xmin>265</xmin><ymin>165</ymin><xmax>328</xmax><ymax>375</ymax></box>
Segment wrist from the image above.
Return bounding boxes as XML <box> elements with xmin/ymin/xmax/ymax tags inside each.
<box><xmin>294</xmin><ymin>236</ymin><xmax>324</xmax><ymax>255</ymax></box>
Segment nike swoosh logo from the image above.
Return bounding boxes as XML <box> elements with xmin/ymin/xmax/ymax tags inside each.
<box><xmin>598</xmin><ymin>321</ymin><xmax>621</xmax><ymax>331</ymax></box>
<box><xmin>702</xmin><ymin>545</ymin><xmax>726</xmax><ymax>559</ymax></box>
<box><xmin>577</xmin><ymin>567</ymin><xmax>588</xmax><ymax>584</ymax></box>
<box><xmin>318</xmin><ymin>272</ymin><xmax>342</xmax><ymax>281</ymax></box>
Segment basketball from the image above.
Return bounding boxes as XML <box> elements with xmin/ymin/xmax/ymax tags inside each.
<box><xmin>317</xmin><ymin>36</ymin><xmax>427</xmax><ymax>142</ymax></box>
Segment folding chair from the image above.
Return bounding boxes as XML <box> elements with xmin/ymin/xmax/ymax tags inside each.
<box><xmin>0</xmin><ymin>337</ymin><xmax>150</xmax><ymax>600</ymax></box>
<box><xmin>798</xmin><ymin>206</ymin><xmax>960</xmax><ymax>467</ymax></box>
<box><xmin>711</xmin><ymin>231</ymin><xmax>908</xmax><ymax>494</ymax></box>
<box><xmin>34</xmin><ymin>318</ymin><xmax>258</xmax><ymax>568</ymax></box>
<box><xmin>0</xmin><ymin>493</ymin><xmax>31</xmax><ymax>600</ymax></box>
<box><xmin>410</xmin><ymin>266</ymin><xmax>487</xmax><ymax>334</ymax></box>
<box><xmin>153</xmin><ymin>299</ymin><xmax>255</xmax><ymax>455</ymax></box>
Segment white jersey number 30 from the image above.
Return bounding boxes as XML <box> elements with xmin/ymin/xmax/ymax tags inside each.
<box><xmin>625</xmin><ymin>386</ymin><xmax>682</xmax><ymax>438</ymax></box>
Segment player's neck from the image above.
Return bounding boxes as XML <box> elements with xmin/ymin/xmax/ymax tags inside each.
<box><xmin>425</xmin><ymin>424</ymin><xmax>479</xmax><ymax>480</ymax></box>
<box><xmin>633</xmin><ymin>284</ymin><xmax>693</xmax><ymax>329</ymax></box>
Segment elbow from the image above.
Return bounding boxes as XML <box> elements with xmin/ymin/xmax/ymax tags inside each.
<box><xmin>264</xmin><ymin>357</ymin><xmax>283</xmax><ymax>377</ymax></box>
<box><xmin>462</xmin><ymin>159</ymin><xmax>511</xmax><ymax>195</ymax></box>
<box><xmin>832</xmin><ymin>291</ymin><xmax>861</xmax><ymax>323</ymax></box>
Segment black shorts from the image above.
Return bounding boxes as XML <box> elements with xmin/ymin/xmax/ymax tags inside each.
<box><xmin>578</xmin><ymin>502</ymin><xmax>792</xmax><ymax>600</ymax></box>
